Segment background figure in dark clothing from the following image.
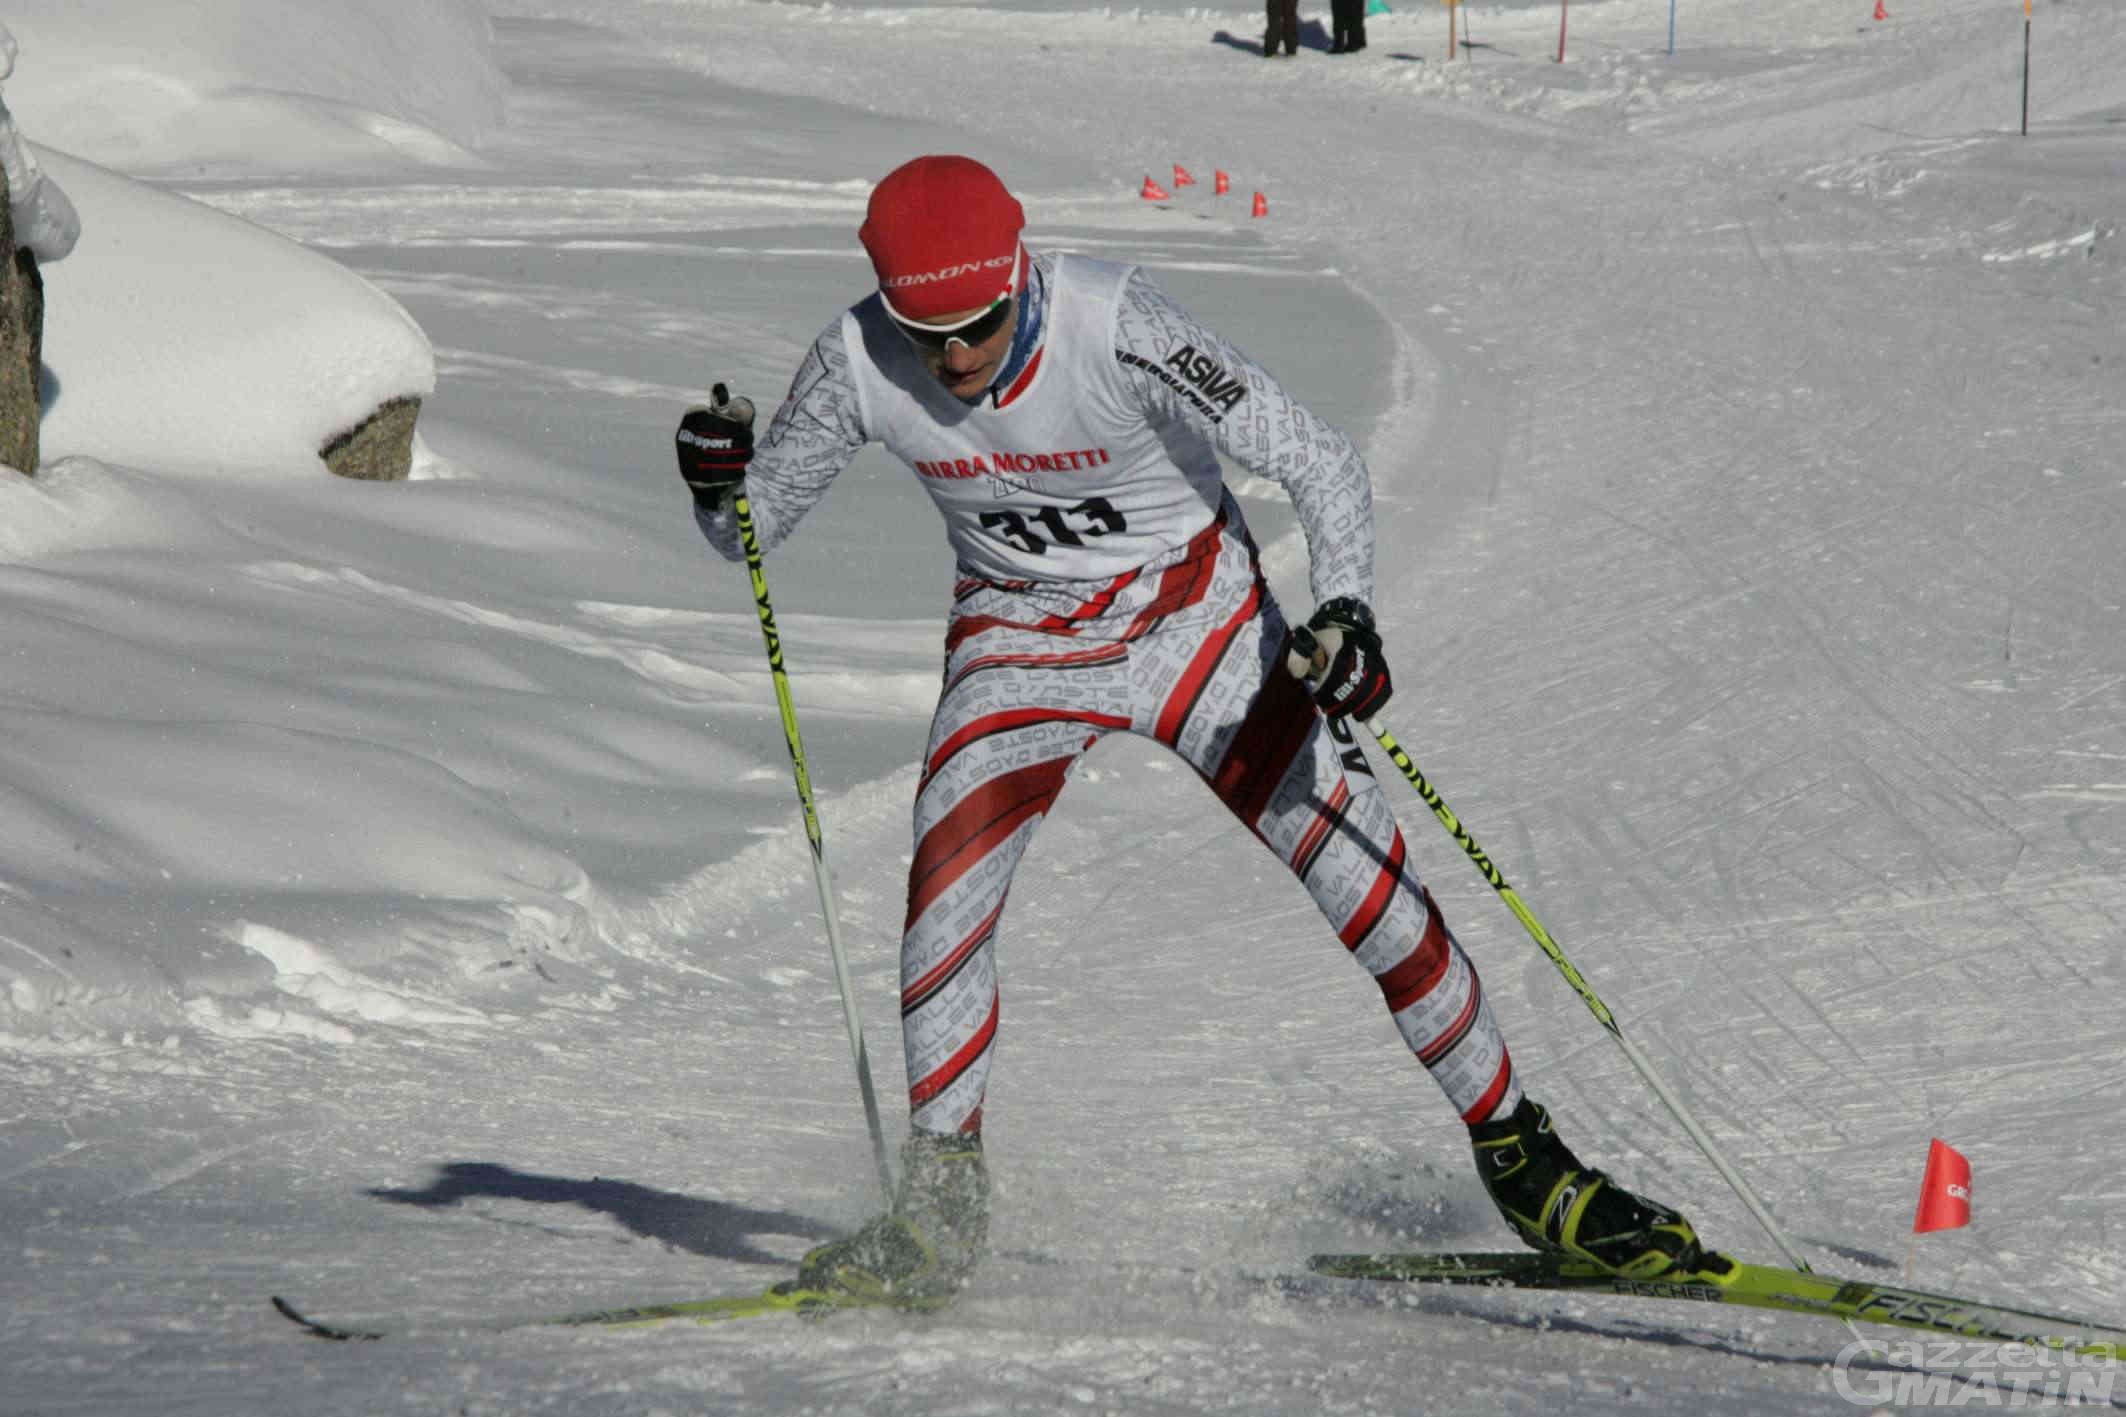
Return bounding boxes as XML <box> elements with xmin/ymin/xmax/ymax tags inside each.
<box><xmin>1264</xmin><ymin>0</ymin><xmax>1298</xmax><ymax>55</ymax></box>
<box><xmin>1330</xmin><ymin>0</ymin><xmax>1366</xmax><ymax>52</ymax></box>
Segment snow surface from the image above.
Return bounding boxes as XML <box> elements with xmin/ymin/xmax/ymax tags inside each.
<box><xmin>0</xmin><ymin>1</ymin><xmax>503</xmax><ymax>173</ymax></box>
<box><xmin>2</xmin><ymin>0</ymin><xmax>2123</xmax><ymax>1412</ymax></box>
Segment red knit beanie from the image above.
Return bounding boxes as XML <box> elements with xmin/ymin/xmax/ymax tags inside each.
<box><xmin>859</xmin><ymin>156</ymin><xmax>1026</xmax><ymax>322</ymax></box>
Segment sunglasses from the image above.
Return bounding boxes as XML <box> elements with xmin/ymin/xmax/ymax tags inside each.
<box><xmin>888</xmin><ymin>295</ymin><xmax>1015</xmax><ymax>354</ymax></box>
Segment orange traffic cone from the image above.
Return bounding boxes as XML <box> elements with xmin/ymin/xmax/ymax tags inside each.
<box><xmin>1215</xmin><ymin>170</ymin><xmax>1231</xmax><ymax>196</ymax></box>
<box><xmin>1873</xmin><ymin>0</ymin><xmax>1887</xmax><ymax>18</ymax></box>
<box><xmin>1141</xmin><ymin>176</ymin><xmax>1172</xmax><ymax>201</ymax></box>
<box><xmin>1173</xmin><ymin>164</ymin><xmax>1197</xmax><ymax>187</ymax></box>
<box><xmin>1251</xmin><ymin>191</ymin><xmax>1268</xmax><ymax>218</ymax></box>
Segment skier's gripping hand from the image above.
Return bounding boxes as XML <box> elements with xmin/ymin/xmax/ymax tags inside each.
<box><xmin>1287</xmin><ymin>597</ymin><xmax>1392</xmax><ymax>722</ymax></box>
<box><xmin>676</xmin><ymin>383</ymin><xmax>755</xmax><ymax>508</ymax></box>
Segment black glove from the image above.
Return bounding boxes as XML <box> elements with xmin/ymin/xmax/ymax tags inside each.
<box><xmin>1287</xmin><ymin>596</ymin><xmax>1393</xmax><ymax>722</ymax></box>
<box><xmin>676</xmin><ymin>382</ymin><xmax>755</xmax><ymax>509</ymax></box>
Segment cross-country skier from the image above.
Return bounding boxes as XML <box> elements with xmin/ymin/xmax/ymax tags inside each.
<box><xmin>677</xmin><ymin>154</ymin><xmax>1706</xmax><ymax>1303</ymax></box>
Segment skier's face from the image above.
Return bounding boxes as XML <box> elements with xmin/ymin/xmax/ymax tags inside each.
<box><xmin>907</xmin><ymin>298</ymin><xmax>1016</xmax><ymax>402</ymax></box>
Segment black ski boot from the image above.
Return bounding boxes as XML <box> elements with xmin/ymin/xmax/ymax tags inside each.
<box><xmin>1471</xmin><ymin>1096</ymin><xmax>1706</xmax><ymax>1279</ymax></box>
<box><xmin>787</xmin><ymin>1131</ymin><xmax>990</xmax><ymax>1305</ymax></box>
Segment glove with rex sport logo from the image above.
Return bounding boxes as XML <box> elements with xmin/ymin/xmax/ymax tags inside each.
<box><xmin>1288</xmin><ymin>597</ymin><xmax>1393</xmax><ymax>723</ymax></box>
<box><xmin>675</xmin><ymin>382</ymin><xmax>755</xmax><ymax>510</ymax></box>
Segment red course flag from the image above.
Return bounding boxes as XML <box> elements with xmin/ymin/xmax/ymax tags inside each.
<box><xmin>1140</xmin><ymin>176</ymin><xmax>1172</xmax><ymax>201</ymax></box>
<box><xmin>1214</xmin><ymin>169</ymin><xmax>1231</xmax><ymax>196</ymax></box>
<box><xmin>1173</xmin><ymin>164</ymin><xmax>1197</xmax><ymax>187</ymax></box>
<box><xmin>1912</xmin><ymin>1138</ymin><xmax>1972</xmax><ymax>1234</ymax></box>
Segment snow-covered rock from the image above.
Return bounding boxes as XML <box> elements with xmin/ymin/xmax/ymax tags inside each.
<box><xmin>0</xmin><ymin>26</ymin><xmax>79</xmax><ymax>265</ymax></box>
<box><xmin>34</xmin><ymin>148</ymin><xmax>433</xmax><ymax>478</ymax></box>
<box><xmin>0</xmin><ymin>23</ymin><xmax>78</xmax><ymax>474</ymax></box>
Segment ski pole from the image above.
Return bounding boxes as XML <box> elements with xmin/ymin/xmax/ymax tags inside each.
<box><xmin>730</xmin><ymin>480</ymin><xmax>895</xmax><ymax>1206</ymax></box>
<box><xmin>1286</xmin><ymin>627</ymin><xmax>1813</xmax><ymax>1276</ymax></box>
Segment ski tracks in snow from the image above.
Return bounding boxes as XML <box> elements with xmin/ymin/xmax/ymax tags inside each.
<box><xmin>238</xmin><ymin>558</ymin><xmax>939</xmax><ymax>715</ymax></box>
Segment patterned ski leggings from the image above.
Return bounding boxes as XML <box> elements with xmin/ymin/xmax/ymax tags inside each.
<box><xmin>902</xmin><ymin>502</ymin><xmax>1523</xmax><ymax>1136</ymax></box>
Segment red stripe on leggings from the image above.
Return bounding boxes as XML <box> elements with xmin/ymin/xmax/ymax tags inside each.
<box><xmin>1377</xmin><ymin>905</ymin><xmax>1454</xmax><ymax>1015</ymax></box>
<box><xmin>923</xmin><ymin>707</ymin><xmax>1129</xmax><ymax>789</ymax></box>
<box><xmin>1416</xmin><ymin>980</ymin><xmax>1481</xmax><ymax>1064</ymax></box>
<box><xmin>1460</xmin><ymin>1051</ymin><xmax>1515</xmax><ymax>1125</ymax></box>
<box><xmin>1152</xmin><ymin>580</ymin><xmax>1262</xmax><ymax>746</ymax></box>
<box><xmin>909</xmin><ymin>990</ymin><xmax>1000</xmax><ymax>1108</ymax></box>
<box><xmin>946</xmin><ymin>642</ymin><xmax>1127</xmax><ymax>696</ymax></box>
<box><xmin>946</xmin><ymin>567</ymin><xmax>1139</xmax><ymax>654</ymax></box>
<box><xmin>903</xmin><ymin>899</ymin><xmax>1007</xmax><ymax>1016</ymax></box>
<box><xmin>1120</xmin><ymin>508</ymin><xmax>1227</xmax><ymax>641</ymax></box>
<box><xmin>1338</xmin><ymin>828</ymin><xmax>1408</xmax><ymax>951</ymax></box>
<box><xmin>905</xmin><ymin>757</ymin><xmax>1073</xmax><ymax>930</ymax></box>
<box><xmin>1293</xmin><ymin>780</ymin><xmax>1350</xmax><ymax>878</ymax></box>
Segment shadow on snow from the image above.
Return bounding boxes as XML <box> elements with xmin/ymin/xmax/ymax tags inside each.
<box><xmin>367</xmin><ymin>1161</ymin><xmax>838</xmax><ymax>1266</ymax></box>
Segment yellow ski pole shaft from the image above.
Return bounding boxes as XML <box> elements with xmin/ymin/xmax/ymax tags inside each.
<box><xmin>1360</xmin><ymin>717</ymin><xmax>1815</xmax><ymax>1270</ymax></box>
<box><xmin>1286</xmin><ymin>626</ymin><xmax>1814</xmax><ymax>1277</ymax></box>
<box><xmin>732</xmin><ymin>489</ymin><xmax>894</xmax><ymax>1206</ymax></box>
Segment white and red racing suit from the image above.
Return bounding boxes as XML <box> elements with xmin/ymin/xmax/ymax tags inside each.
<box><xmin>694</xmin><ymin>252</ymin><xmax>1522</xmax><ymax>1136</ymax></box>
